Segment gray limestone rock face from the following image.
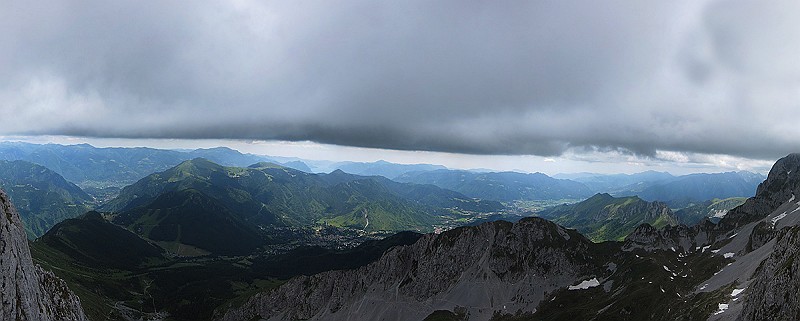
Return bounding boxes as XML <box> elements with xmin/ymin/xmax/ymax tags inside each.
<box><xmin>0</xmin><ymin>189</ymin><xmax>87</xmax><ymax>321</ymax></box>
<box><xmin>739</xmin><ymin>226</ymin><xmax>800</xmax><ymax>321</ymax></box>
<box><xmin>624</xmin><ymin>153</ymin><xmax>800</xmax><ymax>254</ymax></box>
<box><xmin>623</xmin><ymin>220</ymin><xmax>714</xmax><ymax>252</ymax></box>
<box><xmin>719</xmin><ymin>153</ymin><xmax>800</xmax><ymax>230</ymax></box>
<box><xmin>220</xmin><ymin>218</ymin><xmax>605</xmax><ymax>321</ymax></box>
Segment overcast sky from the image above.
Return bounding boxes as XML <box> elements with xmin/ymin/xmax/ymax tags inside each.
<box><xmin>1</xmin><ymin>0</ymin><xmax>798</xmax><ymax>174</ymax></box>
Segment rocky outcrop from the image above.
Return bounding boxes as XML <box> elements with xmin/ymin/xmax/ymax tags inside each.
<box><xmin>719</xmin><ymin>153</ymin><xmax>800</xmax><ymax>230</ymax></box>
<box><xmin>623</xmin><ymin>219</ymin><xmax>715</xmax><ymax>252</ymax></box>
<box><xmin>220</xmin><ymin>218</ymin><xmax>608</xmax><ymax>321</ymax></box>
<box><xmin>0</xmin><ymin>189</ymin><xmax>87</xmax><ymax>321</ymax></box>
<box><xmin>740</xmin><ymin>226</ymin><xmax>800</xmax><ymax>321</ymax></box>
<box><xmin>625</xmin><ymin>154</ymin><xmax>800</xmax><ymax>253</ymax></box>
<box><xmin>538</xmin><ymin>193</ymin><xmax>679</xmax><ymax>241</ymax></box>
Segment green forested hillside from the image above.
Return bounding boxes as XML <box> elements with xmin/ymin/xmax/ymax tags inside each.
<box><xmin>0</xmin><ymin>160</ymin><xmax>93</xmax><ymax>238</ymax></box>
<box><xmin>537</xmin><ymin>193</ymin><xmax>677</xmax><ymax>241</ymax></box>
<box><xmin>103</xmin><ymin>159</ymin><xmax>502</xmax><ymax>241</ymax></box>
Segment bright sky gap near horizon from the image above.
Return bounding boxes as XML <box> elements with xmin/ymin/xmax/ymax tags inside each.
<box><xmin>2</xmin><ymin>1</ymin><xmax>799</xmax><ymax>175</ymax></box>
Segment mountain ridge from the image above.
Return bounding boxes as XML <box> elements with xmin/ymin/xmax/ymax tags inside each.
<box><xmin>395</xmin><ymin>169</ymin><xmax>593</xmax><ymax>201</ymax></box>
<box><xmin>0</xmin><ymin>160</ymin><xmax>93</xmax><ymax>238</ymax></box>
<box><xmin>537</xmin><ymin>193</ymin><xmax>677</xmax><ymax>241</ymax></box>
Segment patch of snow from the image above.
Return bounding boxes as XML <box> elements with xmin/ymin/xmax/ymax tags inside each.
<box><xmin>670</xmin><ymin>247</ymin><xmax>675</xmax><ymax>252</ymax></box>
<box><xmin>713</xmin><ymin>303</ymin><xmax>729</xmax><ymax>315</ymax></box>
<box><xmin>568</xmin><ymin>278</ymin><xmax>600</xmax><ymax>290</ymax></box>
<box><xmin>772</xmin><ymin>212</ymin><xmax>788</xmax><ymax>227</ymax></box>
<box><xmin>712</xmin><ymin>210</ymin><xmax>729</xmax><ymax>219</ymax></box>
<box><xmin>699</xmin><ymin>284</ymin><xmax>708</xmax><ymax>290</ymax></box>
<box><xmin>731</xmin><ymin>288</ymin><xmax>745</xmax><ymax>297</ymax></box>
<box><xmin>660</xmin><ymin>287</ymin><xmax>665</xmax><ymax>293</ymax></box>
<box><xmin>723</xmin><ymin>252</ymin><xmax>735</xmax><ymax>259</ymax></box>
<box><xmin>728</xmin><ymin>233</ymin><xmax>738</xmax><ymax>239</ymax></box>
<box><xmin>663</xmin><ymin>265</ymin><xmax>671</xmax><ymax>272</ymax></box>
<box><xmin>702</xmin><ymin>245</ymin><xmax>711</xmax><ymax>252</ymax></box>
<box><xmin>711</xmin><ymin>249</ymin><xmax>720</xmax><ymax>253</ymax></box>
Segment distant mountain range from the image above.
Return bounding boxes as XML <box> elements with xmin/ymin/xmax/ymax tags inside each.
<box><xmin>0</xmin><ymin>160</ymin><xmax>93</xmax><ymax>238</ymax></box>
<box><xmin>673</xmin><ymin>197</ymin><xmax>747</xmax><ymax>225</ymax></box>
<box><xmin>555</xmin><ymin>170</ymin><xmax>763</xmax><ymax>206</ymax></box>
<box><xmin>631</xmin><ymin>171</ymin><xmax>763</xmax><ymax>207</ymax></box>
<box><xmin>554</xmin><ymin>170</ymin><xmax>676</xmax><ymax>192</ymax></box>
<box><xmin>395</xmin><ymin>168</ymin><xmax>763</xmax><ymax>205</ymax></box>
<box><xmin>0</xmin><ymin>142</ymin><xmax>307</xmax><ymax>188</ymax></box>
<box><xmin>0</xmin><ymin>142</ymin><xmax>767</xmax><ymax>208</ymax></box>
<box><xmin>395</xmin><ymin>169</ymin><xmax>594</xmax><ymax>202</ymax></box>
<box><xmin>320</xmin><ymin>160</ymin><xmax>447</xmax><ymax>179</ymax></box>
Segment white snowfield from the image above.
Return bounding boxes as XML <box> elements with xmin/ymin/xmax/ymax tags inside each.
<box><xmin>568</xmin><ymin>278</ymin><xmax>600</xmax><ymax>290</ymax></box>
<box><xmin>713</xmin><ymin>303</ymin><xmax>729</xmax><ymax>315</ymax></box>
<box><xmin>712</xmin><ymin>210</ymin><xmax>728</xmax><ymax>219</ymax></box>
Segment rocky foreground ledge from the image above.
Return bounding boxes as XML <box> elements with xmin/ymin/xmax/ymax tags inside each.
<box><xmin>0</xmin><ymin>189</ymin><xmax>87</xmax><ymax>321</ymax></box>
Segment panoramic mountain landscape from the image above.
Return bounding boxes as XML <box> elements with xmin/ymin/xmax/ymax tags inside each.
<box><xmin>0</xmin><ymin>143</ymin><xmax>788</xmax><ymax>321</ymax></box>
<box><xmin>3</xmin><ymin>1</ymin><xmax>800</xmax><ymax>321</ymax></box>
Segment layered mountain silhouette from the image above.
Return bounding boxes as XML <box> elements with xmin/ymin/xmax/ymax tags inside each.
<box><xmin>0</xmin><ymin>142</ymin><xmax>298</xmax><ymax>188</ymax></box>
<box><xmin>396</xmin><ymin>169</ymin><xmax>594</xmax><ymax>201</ymax></box>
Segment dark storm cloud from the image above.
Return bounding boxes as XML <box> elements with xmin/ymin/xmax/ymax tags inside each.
<box><xmin>2</xmin><ymin>0</ymin><xmax>800</xmax><ymax>159</ymax></box>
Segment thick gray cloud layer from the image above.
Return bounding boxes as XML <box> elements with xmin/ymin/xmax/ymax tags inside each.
<box><xmin>2</xmin><ymin>0</ymin><xmax>800</xmax><ymax>159</ymax></box>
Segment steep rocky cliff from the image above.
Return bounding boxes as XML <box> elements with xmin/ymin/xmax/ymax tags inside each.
<box><xmin>0</xmin><ymin>189</ymin><xmax>87</xmax><ymax>320</ymax></box>
<box><xmin>718</xmin><ymin>153</ymin><xmax>800</xmax><ymax>230</ymax></box>
<box><xmin>740</xmin><ymin>226</ymin><xmax>800</xmax><ymax>320</ymax></box>
<box><xmin>625</xmin><ymin>154</ymin><xmax>800</xmax><ymax>253</ymax></box>
<box><xmin>221</xmin><ymin>218</ymin><xmax>609</xmax><ymax>321</ymax></box>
